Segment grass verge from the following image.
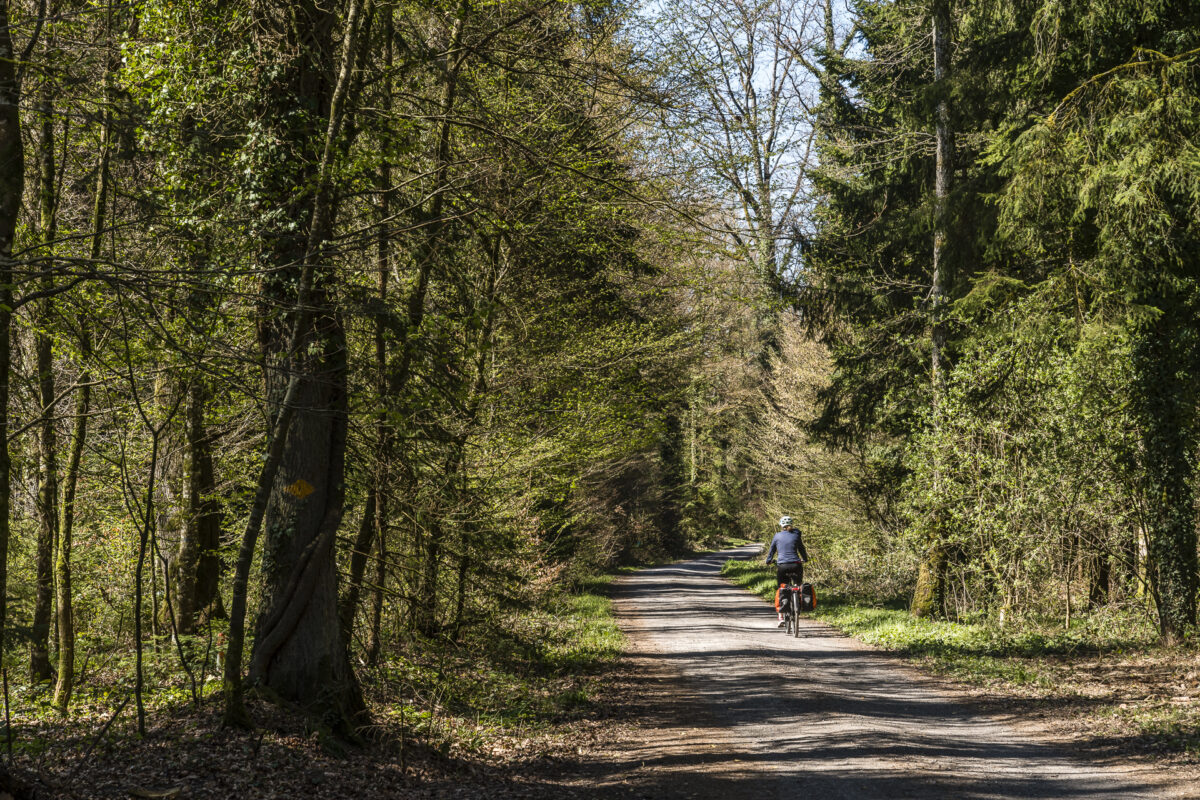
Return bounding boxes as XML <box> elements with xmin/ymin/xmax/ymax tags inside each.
<box><xmin>722</xmin><ymin>557</ymin><xmax>1200</xmax><ymax>761</ymax></box>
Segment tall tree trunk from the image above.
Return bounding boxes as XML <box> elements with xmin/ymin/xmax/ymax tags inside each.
<box><xmin>176</xmin><ymin>373</ymin><xmax>224</xmax><ymax>635</ymax></box>
<box><xmin>363</xmin><ymin>4</ymin><xmax>395</xmax><ymax>668</ymax></box>
<box><xmin>911</xmin><ymin>0</ymin><xmax>954</xmax><ymax>619</ymax></box>
<box><xmin>249</xmin><ymin>300</ymin><xmax>360</xmax><ymax>723</ymax></box>
<box><xmin>54</xmin><ymin>355</ymin><xmax>88</xmax><ymax>713</ymax></box>
<box><xmin>222</xmin><ymin>0</ymin><xmax>371</xmax><ymax>732</ymax></box>
<box><xmin>152</xmin><ymin>374</ymin><xmax>183</xmax><ymax>635</ymax></box>
<box><xmin>190</xmin><ymin>379</ymin><xmax>225</xmax><ymax>622</ymax></box>
<box><xmin>31</xmin><ymin>72</ymin><xmax>59</xmax><ymax>684</ymax></box>
<box><xmin>339</xmin><ymin>4</ymin><xmax>394</xmax><ymax>652</ymax></box>
<box><xmin>410</xmin><ymin>0</ymin><xmax>470</xmax><ymax>640</ymax></box>
<box><xmin>365</xmin><ymin>519</ymin><xmax>386</xmax><ymax>663</ymax></box>
<box><xmin>338</xmin><ymin>488</ymin><xmax>376</xmax><ymax>638</ymax></box>
<box><xmin>133</xmin><ymin>432</ymin><xmax>163</xmax><ymax>735</ymax></box>
<box><xmin>174</xmin><ymin>386</ymin><xmax>199</xmax><ymax>637</ymax></box>
<box><xmin>55</xmin><ymin>58</ymin><xmax>112</xmax><ymax>708</ymax></box>
<box><xmin>0</xmin><ymin>0</ymin><xmax>25</xmax><ymax>690</ymax></box>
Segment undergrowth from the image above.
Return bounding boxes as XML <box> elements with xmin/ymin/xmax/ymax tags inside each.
<box><xmin>362</xmin><ymin>577</ymin><xmax>623</xmax><ymax>756</ymax></box>
<box><xmin>1</xmin><ymin>580</ymin><xmax>624</xmax><ymax>768</ymax></box>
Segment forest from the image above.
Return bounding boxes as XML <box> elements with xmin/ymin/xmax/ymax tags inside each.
<box><xmin>0</xmin><ymin>0</ymin><xmax>1197</xmax><ymax>795</ymax></box>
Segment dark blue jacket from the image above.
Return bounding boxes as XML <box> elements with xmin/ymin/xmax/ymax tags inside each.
<box><xmin>765</xmin><ymin>528</ymin><xmax>809</xmax><ymax>565</ymax></box>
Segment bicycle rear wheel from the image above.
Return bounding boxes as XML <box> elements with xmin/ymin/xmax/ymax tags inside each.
<box><xmin>791</xmin><ymin>587</ymin><xmax>802</xmax><ymax>637</ymax></box>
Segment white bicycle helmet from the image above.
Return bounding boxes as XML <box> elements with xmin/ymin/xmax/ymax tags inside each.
<box><xmin>779</xmin><ymin>515</ymin><xmax>793</xmax><ymax>527</ymax></box>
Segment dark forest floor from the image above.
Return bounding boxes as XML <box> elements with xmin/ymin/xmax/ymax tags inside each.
<box><xmin>1</xmin><ymin>692</ymin><xmax>614</xmax><ymax>799</ymax></box>
<box><xmin>0</xmin><ymin>580</ymin><xmax>634</xmax><ymax>800</ymax></box>
<box><xmin>0</xmin><ymin>654</ymin><xmax>664</xmax><ymax>800</ymax></box>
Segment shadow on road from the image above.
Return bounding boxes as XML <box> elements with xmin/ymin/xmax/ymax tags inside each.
<box><xmin>550</xmin><ymin>547</ymin><xmax>1169</xmax><ymax>800</ymax></box>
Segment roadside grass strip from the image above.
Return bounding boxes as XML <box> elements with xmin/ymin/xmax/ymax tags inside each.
<box><xmin>722</xmin><ymin>558</ymin><xmax>1200</xmax><ymax>759</ymax></box>
<box><xmin>720</xmin><ymin>559</ymin><xmax>1162</xmax><ymax>675</ymax></box>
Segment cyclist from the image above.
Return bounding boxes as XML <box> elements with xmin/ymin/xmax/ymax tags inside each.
<box><xmin>764</xmin><ymin>515</ymin><xmax>809</xmax><ymax>626</ymax></box>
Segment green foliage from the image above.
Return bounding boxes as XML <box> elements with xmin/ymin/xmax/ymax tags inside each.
<box><xmin>1</xmin><ymin>0</ymin><xmax>727</xmax><ymax>753</ymax></box>
<box><xmin>803</xmin><ymin>0</ymin><xmax>1200</xmax><ymax>638</ymax></box>
<box><xmin>901</xmin><ymin>287</ymin><xmax>1140</xmax><ymax>619</ymax></box>
<box><xmin>992</xmin><ymin>10</ymin><xmax>1200</xmax><ymax>639</ymax></box>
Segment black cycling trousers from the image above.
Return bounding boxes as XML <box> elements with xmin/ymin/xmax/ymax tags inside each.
<box><xmin>776</xmin><ymin>562</ymin><xmax>804</xmax><ymax>586</ymax></box>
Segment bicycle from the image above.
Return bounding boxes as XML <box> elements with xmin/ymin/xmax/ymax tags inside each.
<box><xmin>780</xmin><ymin>578</ymin><xmax>802</xmax><ymax>637</ymax></box>
<box><xmin>775</xmin><ymin>573</ymin><xmax>815</xmax><ymax>637</ymax></box>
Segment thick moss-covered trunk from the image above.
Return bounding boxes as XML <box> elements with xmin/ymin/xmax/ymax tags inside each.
<box><xmin>911</xmin><ymin>540</ymin><xmax>947</xmax><ymax>619</ymax></box>
<box><xmin>250</xmin><ymin>301</ymin><xmax>361</xmax><ymax>726</ymax></box>
<box><xmin>1132</xmin><ymin>299</ymin><xmax>1199</xmax><ymax>644</ymax></box>
<box><xmin>241</xmin><ymin>0</ymin><xmax>367</xmax><ymax>732</ymax></box>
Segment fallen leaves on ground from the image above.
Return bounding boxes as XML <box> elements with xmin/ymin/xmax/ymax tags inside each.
<box><xmin>4</xmin><ymin>688</ymin><xmax>632</xmax><ymax>800</ymax></box>
<box><xmin>919</xmin><ymin>647</ymin><xmax>1200</xmax><ymax>767</ymax></box>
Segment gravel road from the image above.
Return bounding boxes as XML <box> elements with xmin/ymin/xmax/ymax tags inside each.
<box><xmin>584</xmin><ymin>546</ymin><xmax>1188</xmax><ymax>800</ymax></box>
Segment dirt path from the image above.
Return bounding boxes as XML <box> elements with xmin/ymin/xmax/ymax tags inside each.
<box><xmin>580</xmin><ymin>546</ymin><xmax>1193</xmax><ymax>800</ymax></box>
